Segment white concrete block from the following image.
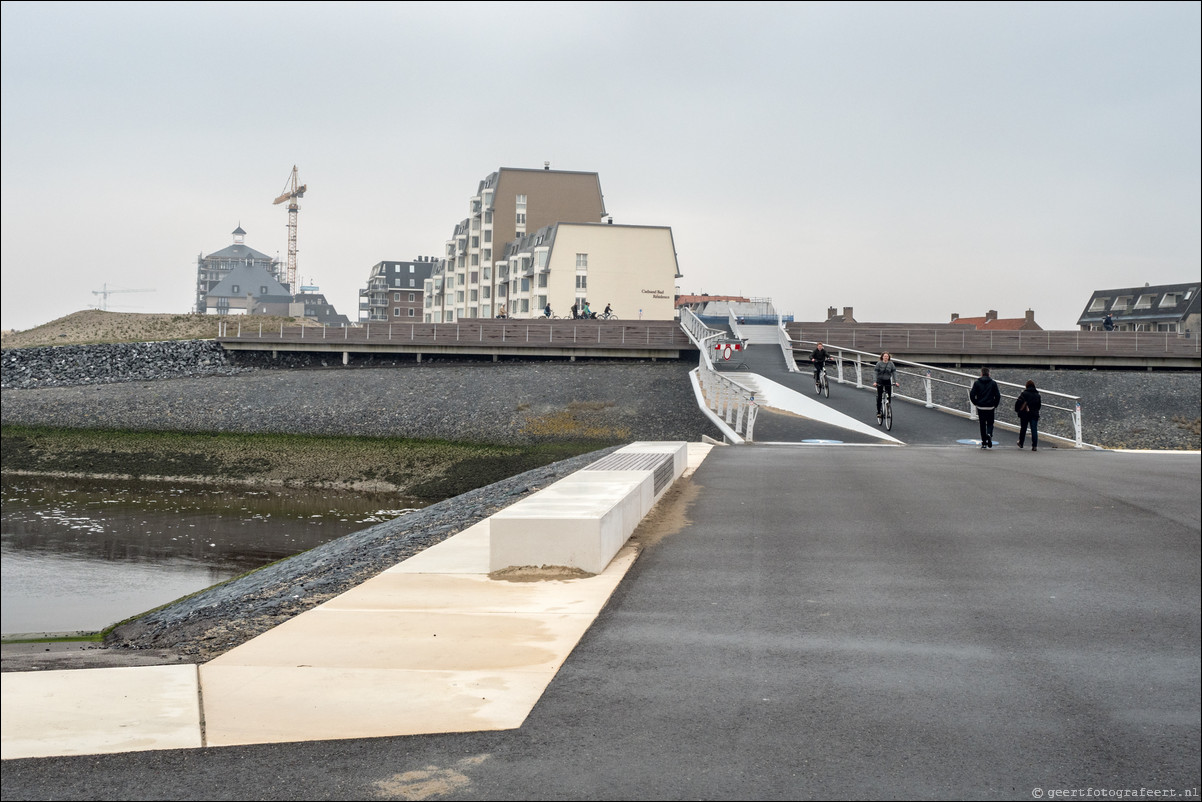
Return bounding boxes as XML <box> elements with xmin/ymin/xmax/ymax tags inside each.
<box><xmin>489</xmin><ymin>442</ymin><xmax>688</xmax><ymax>574</ymax></box>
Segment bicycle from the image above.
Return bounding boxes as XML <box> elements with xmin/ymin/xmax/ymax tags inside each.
<box><xmin>599</xmin><ymin>309</ymin><xmax>618</xmax><ymax>320</ymax></box>
<box><xmin>813</xmin><ymin>364</ymin><xmax>830</xmax><ymax>397</ymax></box>
<box><xmin>876</xmin><ymin>383</ymin><xmax>897</xmax><ymax>431</ymax></box>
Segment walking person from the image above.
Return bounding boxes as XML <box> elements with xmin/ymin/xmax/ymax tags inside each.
<box><xmin>970</xmin><ymin>367</ymin><xmax>1002</xmax><ymax>448</ymax></box>
<box><xmin>1015</xmin><ymin>379</ymin><xmax>1042</xmax><ymax>451</ymax></box>
<box><xmin>872</xmin><ymin>352</ymin><xmax>897</xmax><ymax>423</ymax></box>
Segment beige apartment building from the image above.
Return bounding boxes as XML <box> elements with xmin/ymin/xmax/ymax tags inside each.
<box><xmin>494</xmin><ymin>222</ymin><xmax>679</xmax><ymax>320</ymax></box>
<box><xmin>425</xmin><ymin>166</ymin><xmax>606</xmax><ymax>321</ymax></box>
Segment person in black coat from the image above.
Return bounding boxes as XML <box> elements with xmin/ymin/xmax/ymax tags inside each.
<box><xmin>969</xmin><ymin>367</ymin><xmax>1002</xmax><ymax>448</ymax></box>
<box><xmin>810</xmin><ymin>342</ymin><xmax>830</xmax><ymax>385</ymax></box>
<box><xmin>1015</xmin><ymin>379</ymin><xmax>1043</xmax><ymax>451</ymax></box>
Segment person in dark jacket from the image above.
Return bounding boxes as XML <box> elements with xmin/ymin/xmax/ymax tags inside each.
<box><xmin>873</xmin><ymin>352</ymin><xmax>897</xmax><ymax>422</ymax></box>
<box><xmin>1015</xmin><ymin>379</ymin><xmax>1042</xmax><ymax>451</ymax></box>
<box><xmin>969</xmin><ymin>366</ymin><xmax>1002</xmax><ymax>448</ymax></box>
<box><xmin>810</xmin><ymin>342</ymin><xmax>830</xmax><ymax>386</ymax></box>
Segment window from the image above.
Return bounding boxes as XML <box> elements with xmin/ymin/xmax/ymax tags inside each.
<box><xmin>470</xmin><ymin>271</ymin><xmax>479</xmax><ymax>284</ymax></box>
<box><xmin>576</xmin><ymin>253</ymin><xmax>588</xmax><ymax>269</ymax></box>
<box><xmin>1135</xmin><ymin>294</ymin><xmax>1155</xmax><ymax>309</ymax></box>
<box><xmin>393</xmin><ymin>308</ymin><xmax>400</xmax><ymax>317</ymax></box>
<box><xmin>260</xmin><ymin>286</ymin><xmax>268</xmax><ymax>295</ymax></box>
<box><xmin>482</xmin><ymin>286</ymin><xmax>490</xmax><ymax>299</ymax></box>
<box><xmin>1112</xmin><ymin>296</ymin><xmax>1129</xmax><ymax>310</ymax></box>
<box><xmin>409</xmin><ymin>265</ymin><xmax>415</xmax><ymax>273</ymax></box>
<box><xmin>484</xmin><ymin>230</ymin><xmax>492</xmax><ymax>243</ymax></box>
<box><xmin>538</xmin><ymin>273</ymin><xmax>548</xmax><ymax>288</ymax></box>
<box><xmin>409</xmin><ymin>279</ymin><xmax>415</xmax><ymax>287</ymax></box>
<box><xmin>232</xmin><ymin>284</ymin><xmax>240</xmax><ymax>294</ymax></box>
<box><xmin>394</xmin><ymin>292</ymin><xmax>401</xmax><ymax>302</ymax></box>
<box><xmin>1089</xmin><ymin>298</ymin><xmax>1107</xmax><ymax>312</ymax></box>
<box><xmin>408</xmin><ymin>293</ymin><xmax>415</xmax><ymax>302</ymax></box>
<box><xmin>408</xmin><ymin>308</ymin><xmax>415</xmax><ymax>317</ymax></box>
<box><xmin>1159</xmin><ymin>294</ymin><xmax>1178</xmax><ymax>308</ymax></box>
<box><xmin>576</xmin><ymin>275</ymin><xmax>587</xmax><ymax>290</ymax></box>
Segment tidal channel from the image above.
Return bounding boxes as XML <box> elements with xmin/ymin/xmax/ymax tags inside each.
<box><xmin>1</xmin><ymin>475</ymin><xmax>424</xmax><ymax>637</ymax></box>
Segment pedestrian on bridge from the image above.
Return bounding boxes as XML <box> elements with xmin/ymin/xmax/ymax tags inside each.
<box><xmin>970</xmin><ymin>367</ymin><xmax>1002</xmax><ymax>449</ymax></box>
<box><xmin>1015</xmin><ymin>380</ymin><xmax>1042</xmax><ymax>451</ymax></box>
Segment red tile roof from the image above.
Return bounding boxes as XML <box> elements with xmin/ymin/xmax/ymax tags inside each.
<box><xmin>951</xmin><ymin>317</ymin><xmax>1036</xmax><ymax>331</ymax></box>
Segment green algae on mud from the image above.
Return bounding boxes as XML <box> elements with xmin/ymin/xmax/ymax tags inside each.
<box><xmin>0</xmin><ymin>424</ymin><xmax>611</xmax><ymax>499</ymax></box>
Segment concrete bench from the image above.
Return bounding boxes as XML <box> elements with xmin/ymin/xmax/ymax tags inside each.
<box><xmin>489</xmin><ymin>442</ymin><xmax>688</xmax><ymax>574</ymax></box>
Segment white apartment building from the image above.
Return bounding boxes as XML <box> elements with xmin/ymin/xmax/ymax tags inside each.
<box><xmin>424</xmin><ymin>166</ymin><xmax>679</xmax><ymax>321</ymax></box>
<box><xmin>425</xmin><ymin>166</ymin><xmax>607</xmax><ymax>321</ymax></box>
<box><xmin>494</xmin><ymin>222</ymin><xmax>679</xmax><ymax>321</ymax></box>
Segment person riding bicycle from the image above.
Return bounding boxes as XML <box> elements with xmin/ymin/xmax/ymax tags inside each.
<box><xmin>543</xmin><ymin>303</ymin><xmax>552</xmax><ymax>318</ymax></box>
<box><xmin>873</xmin><ymin>352</ymin><xmax>898</xmax><ymax>422</ymax></box>
<box><xmin>810</xmin><ymin>342</ymin><xmax>831</xmax><ymax>385</ymax></box>
<box><xmin>603</xmin><ymin>303</ymin><xmax>613</xmax><ymax>319</ymax></box>
<box><xmin>582</xmin><ymin>300</ymin><xmax>594</xmax><ymax>319</ymax></box>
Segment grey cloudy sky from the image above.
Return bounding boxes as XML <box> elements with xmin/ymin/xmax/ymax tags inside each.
<box><xmin>2</xmin><ymin>1</ymin><xmax>1198</xmax><ymax>332</ymax></box>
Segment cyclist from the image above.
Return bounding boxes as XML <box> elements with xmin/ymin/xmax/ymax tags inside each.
<box><xmin>543</xmin><ymin>303</ymin><xmax>552</xmax><ymax>318</ymax></box>
<box><xmin>810</xmin><ymin>341</ymin><xmax>831</xmax><ymax>387</ymax></box>
<box><xmin>873</xmin><ymin>352</ymin><xmax>898</xmax><ymax>424</ymax></box>
<box><xmin>603</xmin><ymin>303</ymin><xmax>613</xmax><ymax>319</ymax></box>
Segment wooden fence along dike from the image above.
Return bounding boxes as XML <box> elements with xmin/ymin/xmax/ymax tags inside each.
<box><xmin>216</xmin><ymin>318</ymin><xmax>1199</xmax><ymax>369</ymax></box>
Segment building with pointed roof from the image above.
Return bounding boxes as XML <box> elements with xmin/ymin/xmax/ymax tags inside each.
<box><xmin>195</xmin><ymin>226</ymin><xmax>283</xmax><ymax>313</ymax></box>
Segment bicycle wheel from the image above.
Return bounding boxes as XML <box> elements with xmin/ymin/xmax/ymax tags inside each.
<box><xmin>884</xmin><ymin>397</ymin><xmax>893</xmax><ymax>431</ymax></box>
<box><xmin>822</xmin><ymin>372</ymin><xmax>829</xmax><ymax>398</ymax></box>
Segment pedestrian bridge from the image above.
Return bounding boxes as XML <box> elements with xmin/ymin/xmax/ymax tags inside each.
<box><xmin>680</xmin><ymin>309</ymin><xmax>1092</xmax><ymax>450</ymax></box>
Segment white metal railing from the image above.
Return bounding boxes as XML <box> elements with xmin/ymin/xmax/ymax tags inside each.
<box><xmin>681</xmin><ymin>308</ymin><xmax>759</xmax><ymax>443</ymax></box>
<box><xmin>777</xmin><ymin>316</ymin><xmax>800</xmax><ymax>373</ymax></box>
<box><xmin>791</xmin><ymin>336</ymin><xmax>1088</xmax><ymax>448</ymax></box>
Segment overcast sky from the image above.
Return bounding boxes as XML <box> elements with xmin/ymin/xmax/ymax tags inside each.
<box><xmin>2</xmin><ymin>1</ymin><xmax>1198</xmax><ymax>332</ymax></box>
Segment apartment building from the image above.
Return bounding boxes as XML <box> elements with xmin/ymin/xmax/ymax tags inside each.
<box><xmin>358</xmin><ymin>258</ymin><xmax>438</xmax><ymax>322</ymax></box>
<box><xmin>425</xmin><ymin>166</ymin><xmax>608</xmax><ymax>321</ymax></box>
<box><xmin>494</xmin><ymin>221</ymin><xmax>679</xmax><ymax>321</ymax></box>
<box><xmin>1077</xmin><ymin>282</ymin><xmax>1200</xmax><ymax>333</ymax></box>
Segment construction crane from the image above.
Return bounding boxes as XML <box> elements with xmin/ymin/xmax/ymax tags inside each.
<box><xmin>273</xmin><ymin>165</ymin><xmax>306</xmax><ymax>294</ymax></box>
<box><xmin>92</xmin><ymin>284</ymin><xmax>154</xmax><ymax>311</ymax></box>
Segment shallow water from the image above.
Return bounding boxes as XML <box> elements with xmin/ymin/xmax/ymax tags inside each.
<box><xmin>0</xmin><ymin>475</ymin><xmax>423</xmax><ymax>636</ymax></box>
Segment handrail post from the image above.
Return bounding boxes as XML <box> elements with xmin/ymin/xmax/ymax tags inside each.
<box><xmin>924</xmin><ymin>370</ymin><xmax>933</xmax><ymax>408</ymax></box>
<box><xmin>854</xmin><ymin>354</ymin><xmax>863</xmax><ymax>388</ymax></box>
<box><xmin>1074</xmin><ymin>402</ymin><xmax>1083</xmax><ymax>448</ymax></box>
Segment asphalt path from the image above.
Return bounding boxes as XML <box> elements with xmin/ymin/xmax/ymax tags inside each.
<box><xmin>3</xmin><ymin>446</ymin><xmax>1197</xmax><ymax>801</ymax></box>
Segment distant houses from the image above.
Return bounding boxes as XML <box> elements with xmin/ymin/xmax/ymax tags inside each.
<box><xmin>950</xmin><ymin>310</ymin><xmax>1042</xmax><ymax>331</ymax></box>
<box><xmin>1077</xmin><ymin>282</ymin><xmax>1199</xmax><ymax>334</ymax></box>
